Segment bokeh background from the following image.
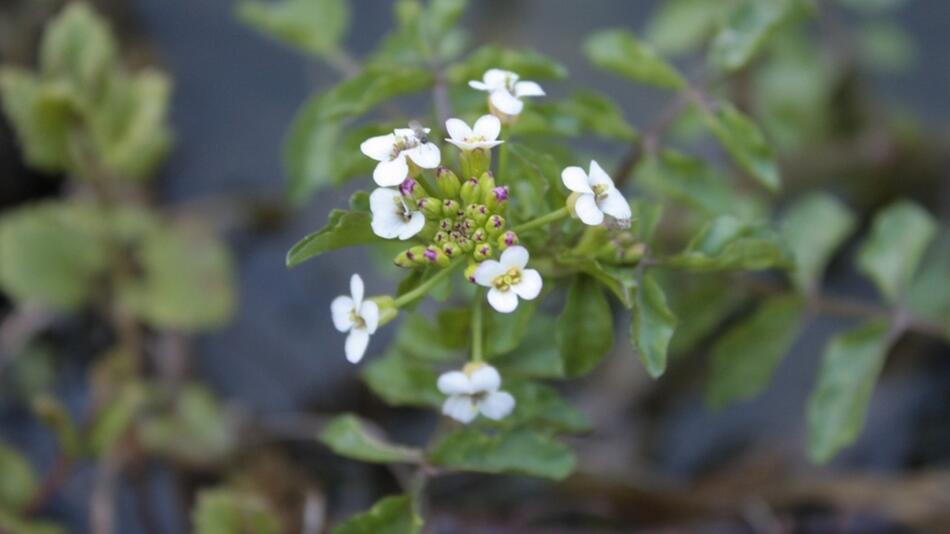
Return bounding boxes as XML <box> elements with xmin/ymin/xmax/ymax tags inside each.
<box><xmin>1</xmin><ymin>0</ymin><xmax>949</xmax><ymax>532</ymax></box>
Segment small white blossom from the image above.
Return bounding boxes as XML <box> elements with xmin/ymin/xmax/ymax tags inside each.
<box><xmin>438</xmin><ymin>363</ymin><xmax>515</xmax><ymax>424</ymax></box>
<box><xmin>468</xmin><ymin>68</ymin><xmax>545</xmax><ymax>117</ymax></box>
<box><xmin>330</xmin><ymin>274</ymin><xmax>379</xmax><ymax>364</ymax></box>
<box><xmin>445</xmin><ymin>115</ymin><xmax>503</xmax><ymax>151</ymax></box>
<box><xmin>369</xmin><ymin>187</ymin><xmax>425</xmax><ymax>240</ymax></box>
<box><xmin>360</xmin><ymin>126</ymin><xmax>441</xmax><ymax>186</ymax></box>
<box><xmin>473</xmin><ymin>245</ymin><xmax>542</xmax><ymax>314</ymax></box>
<box><xmin>561</xmin><ymin>160</ymin><xmax>631</xmax><ymax>226</ymax></box>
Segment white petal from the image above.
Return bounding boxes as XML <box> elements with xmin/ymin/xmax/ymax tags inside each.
<box><xmin>330</xmin><ymin>296</ymin><xmax>354</xmax><ymax>332</ymax></box>
<box><xmin>598</xmin><ymin>189</ymin><xmax>632</xmax><ymax>221</ymax></box>
<box><xmin>574</xmin><ymin>193</ymin><xmax>605</xmax><ymax>226</ymax></box>
<box><xmin>371</xmin><ymin>211</ymin><xmax>402</xmax><ymax>239</ymax></box>
<box><xmin>472</xmin><ymin>114</ymin><xmax>501</xmax><ymax>141</ymax></box>
<box><xmin>473</xmin><ymin>260</ymin><xmax>505</xmax><ymax>287</ymax></box>
<box><xmin>490</xmin><ymin>89</ymin><xmax>524</xmax><ymax>116</ymax></box>
<box><xmin>437</xmin><ymin>371</ymin><xmax>473</xmax><ymax>395</ymax></box>
<box><xmin>469</xmin><ymin>365</ymin><xmax>501</xmax><ymax>393</ymax></box>
<box><xmin>468</xmin><ymin>80</ymin><xmax>489</xmax><ymax>91</ymax></box>
<box><xmin>345</xmin><ymin>329</ymin><xmax>370</xmax><ymax>364</ymax></box>
<box><xmin>442</xmin><ymin>396</ymin><xmax>478</xmax><ymax>424</ymax></box>
<box><xmin>487</xmin><ymin>287</ymin><xmax>519</xmax><ymax>313</ymax></box>
<box><xmin>484</xmin><ymin>68</ymin><xmax>514</xmax><ymax>89</ymax></box>
<box><xmin>349</xmin><ymin>274</ymin><xmax>364</xmax><ymax>307</ymax></box>
<box><xmin>514</xmin><ymin>80</ymin><xmax>545</xmax><ymax>98</ymax></box>
<box><xmin>561</xmin><ymin>166</ymin><xmax>593</xmax><ymax>193</ymax></box>
<box><xmin>369</xmin><ymin>187</ymin><xmax>400</xmax><ymax>212</ymax></box>
<box><xmin>445</xmin><ymin>118</ymin><xmax>473</xmax><ymax>142</ymax></box>
<box><xmin>588</xmin><ymin>160</ymin><xmax>614</xmax><ymax>188</ymax></box>
<box><xmin>499</xmin><ymin>245</ymin><xmax>529</xmax><ymax>270</ymax></box>
<box><xmin>474</xmin><ymin>140</ymin><xmax>504</xmax><ymax>150</ymax></box>
<box><xmin>373</xmin><ymin>156</ymin><xmax>409</xmax><ymax>186</ymax></box>
<box><xmin>360</xmin><ymin>300</ymin><xmax>379</xmax><ymax>334</ymax></box>
<box><xmin>512</xmin><ymin>269</ymin><xmax>542</xmax><ymax>301</ymax></box>
<box><xmin>445</xmin><ymin>139</ymin><xmax>479</xmax><ymax>151</ymax></box>
<box><xmin>478</xmin><ymin>391</ymin><xmax>515</xmax><ymax>420</ymax></box>
<box><xmin>397</xmin><ymin>211</ymin><xmax>425</xmax><ymax>240</ymax></box>
<box><xmin>393</xmin><ymin>128</ymin><xmax>416</xmax><ymax>138</ymax></box>
<box><xmin>360</xmin><ymin>134</ymin><xmax>395</xmax><ymax>161</ymax></box>
<box><xmin>406</xmin><ymin>142</ymin><xmax>441</xmax><ymax>169</ymax></box>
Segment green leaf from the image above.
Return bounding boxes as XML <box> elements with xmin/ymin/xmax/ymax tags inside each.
<box><xmin>0</xmin><ymin>201</ymin><xmax>110</xmax><ymax>311</ymax></box>
<box><xmin>394</xmin><ymin>313</ymin><xmax>463</xmax><ymax>362</ymax></box>
<box><xmin>906</xmin><ymin>235</ymin><xmax>950</xmax><ymax>336</ymax></box>
<box><xmin>631</xmin><ymin>272</ymin><xmax>677</xmax><ymax>378</ymax></box>
<box><xmin>856</xmin><ymin>201</ymin><xmax>936</xmax><ymax>303</ymax></box>
<box><xmin>286</xmin><ymin>210</ymin><xmax>376</xmax><ymax>267</ymax></box>
<box><xmin>514</xmin><ymin>90</ymin><xmax>637</xmax><ymax>141</ymax></box>
<box><xmin>0</xmin><ymin>442</ymin><xmax>37</xmax><ymax>512</ymax></box>
<box><xmin>332</xmin><ymin>495</ymin><xmax>421</xmax><ymax>534</ymax></box>
<box><xmin>428</xmin><ymin>428</ymin><xmax>575</xmax><ymax>480</ymax></box>
<box><xmin>506</xmin><ymin>382</ymin><xmax>591</xmax><ymax>434</ymax></box>
<box><xmin>447</xmin><ymin>45</ymin><xmax>567</xmax><ymax>84</ymax></box>
<box><xmin>139</xmin><ymin>384</ymin><xmax>237</xmax><ymax>467</ymax></box>
<box><xmin>193</xmin><ymin>488</ymin><xmax>282</xmax><ymax>534</ymax></box>
<box><xmin>645</xmin><ymin>0</ymin><xmax>726</xmax><ymax>56</ymax></box>
<box><xmin>709</xmin><ymin>0</ymin><xmax>806</xmax><ymax>73</ymax></box>
<box><xmin>664</xmin><ymin>272</ymin><xmax>748</xmax><ymax>355</ymax></box>
<box><xmin>631</xmin><ymin>199</ymin><xmax>665</xmax><ymax>244</ymax></box>
<box><xmin>87</xmin><ymin>382</ymin><xmax>147</xmax><ymax>456</ymax></box>
<box><xmin>237</xmin><ymin>0</ymin><xmax>349</xmax><ymax>58</ymax></box>
<box><xmin>856</xmin><ymin>22</ymin><xmax>916</xmax><ymax>73</ymax></box>
<box><xmin>0</xmin><ymin>70</ymin><xmax>76</xmax><ymax>172</ymax></box>
<box><xmin>557</xmin><ymin>254</ymin><xmax>634</xmax><ymax>308</ymax></box>
<box><xmin>320</xmin><ymin>414</ymin><xmax>423</xmax><ymax>464</ymax></box>
<box><xmin>584</xmin><ymin>29</ymin><xmax>686</xmax><ymax>89</ymax></box>
<box><xmin>361</xmin><ymin>350</ymin><xmax>442</xmax><ymax>408</ymax></box>
<box><xmin>119</xmin><ymin>218</ymin><xmax>236</xmax><ymax>331</ymax></box>
<box><xmin>703</xmin><ymin>101</ymin><xmax>780</xmax><ymax>192</ymax></box>
<box><xmin>669</xmin><ymin>215</ymin><xmax>792</xmax><ymax>271</ymax></box>
<box><xmin>0</xmin><ymin>511</ymin><xmax>63</xmax><ymax>534</ymax></box>
<box><xmin>489</xmin><ymin>314</ymin><xmax>565</xmax><ymax>379</ymax></box>
<box><xmin>780</xmin><ymin>193</ymin><xmax>856</xmax><ymax>291</ymax></box>
<box><xmin>486</xmin><ymin>300</ymin><xmax>537</xmax><ymax>357</ymax></box>
<box><xmin>556</xmin><ymin>275</ymin><xmax>613</xmax><ymax>377</ymax></box>
<box><xmin>369</xmin><ymin>0</ymin><xmax>468</xmax><ymax>67</ymax></box>
<box><xmin>706</xmin><ymin>294</ymin><xmax>805</xmax><ymax>408</ymax></box>
<box><xmin>284</xmin><ymin>67</ymin><xmax>433</xmax><ymax>201</ymax></box>
<box><xmin>39</xmin><ymin>2</ymin><xmax>117</xmax><ymax>97</ymax></box>
<box><xmin>807</xmin><ymin>320</ymin><xmax>891</xmax><ymax>463</ymax></box>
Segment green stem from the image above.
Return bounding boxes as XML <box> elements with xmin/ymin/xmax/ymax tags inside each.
<box><xmin>471</xmin><ymin>290</ymin><xmax>484</xmax><ymax>362</ymax></box>
<box><xmin>511</xmin><ymin>207</ymin><xmax>570</xmax><ymax>234</ymax></box>
<box><xmin>393</xmin><ymin>259</ymin><xmax>463</xmax><ymax>308</ymax></box>
<box><xmin>498</xmin><ymin>130</ymin><xmax>511</xmax><ymax>181</ymax></box>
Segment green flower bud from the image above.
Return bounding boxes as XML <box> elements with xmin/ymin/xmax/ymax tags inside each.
<box><xmin>395</xmin><ymin>246</ymin><xmax>426</xmax><ymax>268</ymax></box>
<box><xmin>471</xmin><ymin>228</ymin><xmax>487</xmax><ymax>243</ymax></box>
<box><xmin>399</xmin><ymin>178</ymin><xmax>426</xmax><ymax>200</ymax></box>
<box><xmin>438</xmin><ymin>218</ymin><xmax>454</xmax><ymax>232</ymax></box>
<box><xmin>486</xmin><ymin>215</ymin><xmax>505</xmax><ymax>237</ymax></box>
<box><xmin>464</xmin><ymin>262</ymin><xmax>479</xmax><ymax>284</ymax></box>
<box><xmin>423</xmin><ymin>246</ymin><xmax>450</xmax><ymax>267</ymax></box>
<box><xmin>433</xmin><ymin>231</ymin><xmax>449</xmax><ymax>244</ymax></box>
<box><xmin>417</xmin><ymin>197</ymin><xmax>443</xmax><ymax>219</ymax></box>
<box><xmin>473</xmin><ymin>242</ymin><xmax>493</xmax><ymax>261</ymax></box>
<box><xmin>442</xmin><ymin>241</ymin><xmax>462</xmax><ymax>258</ymax></box>
<box><xmin>460</xmin><ymin>178</ymin><xmax>480</xmax><ymax>205</ymax></box>
<box><xmin>458</xmin><ymin>236</ymin><xmax>474</xmax><ymax>252</ymax></box>
<box><xmin>484</xmin><ymin>185</ymin><xmax>509</xmax><ymax>212</ymax></box>
<box><xmin>460</xmin><ymin>148</ymin><xmax>491</xmax><ymax>179</ymax></box>
<box><xmin>477</xmin><ymin>171</ymin><xmax>496</xmax><ymax>203</ymax></box>
<box><xmin>435</xmin><ymin>167</ymin><xmax>461</xmax><ymax>198</ymax></box>
<box><xmin>442</xmin><ymin>199</ymin><xmax>460</xmax><ymax>217</ymax></box>
<box><xmin>497</xmin><ymin>231</ymin><xmax>519</xmax><ymax>251</ymax></box>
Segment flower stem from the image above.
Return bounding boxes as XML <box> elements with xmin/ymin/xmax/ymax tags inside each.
<box><xmin>471</xmin><ymin>290</ymin><xmax>484</xmax><ymax>362</ymax></box>
<box><xmin>393</xmin><ymin>259</ymin><xmax>463</xmax><ymax>308</ymax></box>
<box><xmin>511</xmin><ymin>207</ymin><xmax>570</xmax><ymax>234</ymax></box>
<box><xmin>498</xmin><ymin>130</ymin><xmax>510</xmax><ymax>181</ymax></box>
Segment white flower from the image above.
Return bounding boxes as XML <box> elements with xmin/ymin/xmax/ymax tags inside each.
<box><xmin>445</xmin><ymin>115</ymin><xmax>503</xmax><ymax>151</ymax></box>
<box><xmin>330</xmin><ymin>274</ymin><xmax>379</xmax><ymax>364</ymax></box>
<box><xmin>561</xmin><ymin>160</ymin><xmax>632</xmax><ymax>226</ymax></box>
<box><xmin>473</xmin><ymin>245</ymin><xmax>542</xmax><ymax>313</ymax></box>
<box><xmin>438</xmin><ymin>364</ymin><xmax>515</xmax><ymax>424</ymax></box>
<box><xmin>468</xmin><ymin>68</ymin><xmax>545</xmax><ymax>117</ymax></box>
<box><xmin>369</xmin><ymin>187</ymin><xmax>425</xmax><ymax>240</ymax></box>
<box><xmin>360</xmin><ymin>126</ymin><xmax>441</xmax><ymax>186</ymax></box>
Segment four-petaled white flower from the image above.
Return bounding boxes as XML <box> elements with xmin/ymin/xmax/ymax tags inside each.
<box><xmin>360</xmin><ymin>126</ymin><xmax>441</xmax><ymax>186</ymax></box>
<box><xmin>331</xmin><ymin>274</ymin><xmax>379</xmax><ymax>364</ymax></box>
<box><xmin>561</xmin><ymin>160</ymin><xmax>631</xmax><ymax>226</ymax></box>
<box><xmin>438</xmin><ymin>363</ymin><xmax>515</xmax><ymax>424</ymax></box>
<box><xmin>369</xmin><ymin>186</ymin><xmax>424</xmax><ymax>240</ymax></box>
<box><xmin>468</xmin><ymin>68</ymin><xmax>545</xmax><ymax>117</ymax></box>
<box><xmin>445</xmin><ymin>115</ymin><xmax>503</xmax><ymax>151</ymax></box>
<box><xmin>473</xmin><ymin>245</ymin><xmax>542</xmax><ymax>313</ymax></box>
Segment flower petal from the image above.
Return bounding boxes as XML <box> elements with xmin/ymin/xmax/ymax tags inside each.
<box><xmin>514</xmin><ymin>80</ymin><xmax>545</xmax><ymax>98</ymax></box>
<box><xmin>398</xmin><ymin>211</ymin><xmax>426</xmax><ymax>240</ymax></box>
<box><xmin>487</xmin><ymin>287</ymin><xmax>519</xmax><ymax>313</ymax></box>
<box><xmin>478</xmin><ymin>391</ymin><xmax>515</xmax><ymax>420</ymax></box>
<box><xmin>512</xmin><ymin>269</ymin><xmax>542</xmax><ymax>300</ymax></box>
<box><xmin>406</xmin><ymin>142</ymin><xmax>441</xmax><ymax>169</ymax></box>
<box><xmin>472</xmin><ymin>114</ymin><xmax>501</xmax><ymax>141</ymax></box>
<box><xmin>360</xmin><ymin>134</ymin><xmax>395</xmax><ymax>161</ymax></box>
<box><xmin>468</xmin><ymin>80</ymin><xmax>489</xmax><ymax>91</ymax></box>
<box><xmin>371</xmin><ymin>211</ymin><xmax>402</xmax><ymax>239</ymax></box>
<box><xmin>445</xmin><ymin>118</ymin><xmax>472</xmax><ymax>142</ymax></box>
<box><xmin>373</xmin><ymin>156</ymin><xmax>409</xmax><ymax>186</ymax></box>
<box><xmin>588</xmin><ymin>160</ymin><xmax>614</xmax><ymax>188</ymax></box>
<box><xmin>360</xmin><ymin>300</ymin><xmax>379</xmax><ymax>334</ymax></box>
<box><xmin>369</xmin><ymin>187</ymin><xmax>400</xmax><ymax>213</ymax></box>
<box><xmin>349</xmin><ymin>274</ymin><xmax>364</xmax><ymax>306</ymax></box>
<box><xmin>473</xmin><ymin>260</ymin><xmax>505</xmax><ymax>287</ymax></box>
<box><xmin>345</xmin><ymin>329</ymin><xmax>370</xmax><ymax>364</ymax></box>
<box><xmin>442</xmin><ymin>396</ymin><xmax>478</xmax><ymax>423</ymax></box>
<box><xmin>500</xmin><ymin>245</ymin><xmax>529</xmax><ymax>270</ymax></box>
<box><xmin>437</xmin><ymin>371</ymin><xmax>473</xmax><ymax>395</ymax></box>
<box><xmin>469</xmin><ymin>365</ymin><xmax>501</xmax><ymax>393</ymax></box>
<box><xmin>330</xmin><ymin>296</ymin><xmax>354</xmax><ymax>332</ymax></box>
<box><xmin>484</xmin><ymin>68</ymin><xmax>514</xmax><ymax>89</ymax></box>
<box><xmin>445</xmin><ymin>139</ymin><xmax>478</xmax><ymax>151</ymax></box>
<box><xmin>490</xmin><ymin>89</ymin><xmax>524</xmax><ymax>116</ymax></box>
<box><xmin>561</xmin><ymin>166</ymin><xmax>593</xmax><ymax>193</ymax></box>
<box><xmin>574</xmin><ymin>193</ymin><xmax>605</xmax><ymax>226</ymax></box>
<box><xmin>598</xmin><ymin>189</ymin><xmax>632</xmax><ymax>221</ymax></box>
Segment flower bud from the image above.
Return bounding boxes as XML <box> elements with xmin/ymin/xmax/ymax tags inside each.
<box><xmin>457</xmin><ymin>236</ymin><xmax>474</xmax><ymax>252</ymax></box>
<box><xmin>395</xmin><ymin>246</ymin><xmax>426</xmax><ymax>268</ymax></box>
<box><xmin>497</xmin><ymin>231</ymin><xmax>519</xmax><ymax>251</ymax></box>
<box><xmin>566</xmin><ymin>191</ymin><xmax>584</xmax><ymax>220</ymax></box>
<box><xmin>439</xmin><ymin>218</ymin><xmax>454</xmax><ymax>232</ymax></box>
<box><xmin>471</xmin><ymin>228</ymin><xmax>487</xmax><ymax>243</ymax></box>
<box><xmin>424</xmin><ymin>246</ymin><xmax>450</xmax><ymax>267</ymax></box>
<box><xmin>433</xmin><ymin>231</ymin><xmax>449</xmax><ymax>244</ymax></box>
<box><xmin>442</xmin><ymin>241</ymin><xmax>462</xmax><ymax>258</ymax></box>
<box><xmin>442</xmin><ymin>199</ymin><xmax>460</xmax><ymax>217</ymax></box>
<box><xmin>464</xmin><ymin>262</ymin><xmax>479</xmax><ymax>284</ymax></box>
<box><xmin>369</xmin><ymin>296</ymin><xmax>399</xmax><ymax>327</ymax></box>
<box><xmin>399</xmin><ymin>178</ymin><xmax>425</xmax><ymax>200</ymax></box>
<box><xmin>485</xmin><ymin>186</ymin><xmax>509</xmax><ymax>212</ymax></box>
<box><xmin>486</xmin><ymin>215</ymin><xmax>505</xmax><ymax>237</ymax></box>
<box><xmin>473</xmin><ymin>243</ymin><xmax>493</xmax><ymax>261</ymax></box>
<box><xmin>477</xmin><ymin>171</ymin><xmax>496</xmax><ymax>203</ymax></box>
<box><xmin>461</xmin><ymin>218</ymin><xmax>477</xmax><ymax>234</ymax></box>
<box><xmin>417</xmin><ymin>197</ymin><xmax>442</xmax><ymax>219</ymax></box>
<box><xmin>460</xmin><ymin>147</ymin><xmax>491</xmax><ymax>179</ymax></box>
<box><xmin>460</xmin><ymin>178</ymin><xmax>480</xmax><ymax>205</ymax></box>
<box><xmin>435</xmin><ymin>167</ymin><xmax>461</xmax><ymax>198</ymax></box>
